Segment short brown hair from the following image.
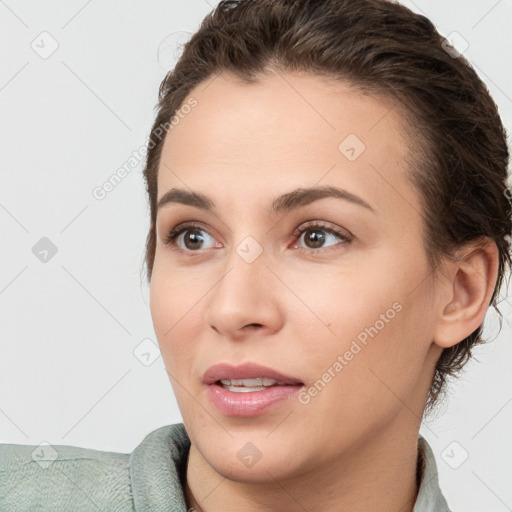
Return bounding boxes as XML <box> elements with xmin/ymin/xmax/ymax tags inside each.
<box><xmin>142</xmin><ymin>0</ymin><xmax>512</xmax><ymax>415</ymax></box>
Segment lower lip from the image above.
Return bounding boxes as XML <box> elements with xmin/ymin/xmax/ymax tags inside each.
<box><xmin>207</xmin><ymin>382</ymin><xmax>303</xmax><ymax>417</ymax></box>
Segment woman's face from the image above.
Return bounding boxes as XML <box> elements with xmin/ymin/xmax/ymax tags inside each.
<box><xmin>150</xmin><ymin>71</ymin><xmax>445</xmax><ymax>481</ymax></box>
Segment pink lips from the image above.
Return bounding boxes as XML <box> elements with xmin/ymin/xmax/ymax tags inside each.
<box><xmin>203</xmin><ymin>362</ymin><xmax>304</xmax><ymax>417</ymax></box>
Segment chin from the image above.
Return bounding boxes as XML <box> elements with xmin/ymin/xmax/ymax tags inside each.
<box><xmin>209</xmin><ymin>457</ymin><xmax>295</xmax><ymax>484</ymax></box>
<box><xmin>199</xmin><ymin>439</ymin><xmax>307</xmax><ymax>484</ymax></box>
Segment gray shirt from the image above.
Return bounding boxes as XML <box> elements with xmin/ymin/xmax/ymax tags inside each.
<box><xmin>415</xmin><ymin>434</ymin><xmax>452</xmax><ymax>511</ymax></box>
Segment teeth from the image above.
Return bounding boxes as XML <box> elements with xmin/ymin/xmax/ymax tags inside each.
<box><xmin>219</xmin><ymin>378</ymin><xmax>280</xmax><ymax>387</ymax></box>
<box><xmin>224</xmin><ymin>385</ymin><xmax>267</xmax><ymax>393</ymax></box>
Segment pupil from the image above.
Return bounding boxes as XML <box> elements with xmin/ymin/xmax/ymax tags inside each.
<box><xmin>307</xmin><ymin>229</ymin><xmax>325</xmax><ymax>248</ymax></box>
<box><xmin>185</xmin><ymin>230</ymin><xmax>203</xmax><ymax>249</ymax></box>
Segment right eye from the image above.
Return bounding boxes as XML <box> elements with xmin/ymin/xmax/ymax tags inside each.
<box><xmin>164</xmin><ymin>222</ymin><xmax>220</xmax><ymax>252</ymax></box>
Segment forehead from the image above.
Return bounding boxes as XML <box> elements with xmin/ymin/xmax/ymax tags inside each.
<box><xmin>157</xmin><ymin>71</ymin><xmax>420</xmax><ymax>219</ymax></box>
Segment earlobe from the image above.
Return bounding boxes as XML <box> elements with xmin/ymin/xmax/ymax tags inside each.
<box><xmin>433</xmin><ymin>238</ymin><xmax>499</xmax><ymax>349</ymax></box>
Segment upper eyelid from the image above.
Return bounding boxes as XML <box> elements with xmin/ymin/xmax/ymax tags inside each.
<box><xmin>292</xmin><ymin>219</ymin><xmax>352</xmax><ymax>237</ymax></box>
<box><xmin>168</xmin><ymin>220</ymin><xmax>346</xmax><ymax>236</ymax></box>
<box><xmin>167</xmin><ymin>220</ymin><xmax>215</xmax><ymax>238</ymax></box>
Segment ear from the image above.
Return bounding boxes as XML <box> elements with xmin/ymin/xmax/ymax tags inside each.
<box><xmin>433</xmin><ymin>238</ymin><xmax>500</xmax><ymax>349</ymax></box>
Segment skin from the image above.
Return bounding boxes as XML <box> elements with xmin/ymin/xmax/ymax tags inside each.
<box><xmin>149</xmin><ymin>70</ymin><xmax>499</xmax><ymax>512</ymax></box>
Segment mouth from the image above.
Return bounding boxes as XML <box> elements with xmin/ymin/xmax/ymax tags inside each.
<box><xmin>203</xmin><ymin>362</ymin><xmax>304</xmax><ymax>417</ymax></box>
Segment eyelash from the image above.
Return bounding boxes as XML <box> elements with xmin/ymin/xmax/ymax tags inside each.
<box><xmin>164</xmin><ymin>220</ymin><xmax>352</xmax><ymax>253</ymax></box>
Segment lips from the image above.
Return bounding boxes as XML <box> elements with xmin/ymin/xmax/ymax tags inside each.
<box><xmin>203</xmin><ymin>362</ymin><xmax>303</xmax><ymax>386</ymax></box>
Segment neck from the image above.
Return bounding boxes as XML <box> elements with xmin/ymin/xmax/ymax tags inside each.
<box><xmin>184</xmin><ymin>415</ymin><xmax>423</xmax><ymax>512</ymax></box>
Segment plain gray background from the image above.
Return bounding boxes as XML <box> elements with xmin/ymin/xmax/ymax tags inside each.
<box><xmin>1</xmin><ymin>1</ymin><xmax>511</xmax><ymax>511</ymax></box>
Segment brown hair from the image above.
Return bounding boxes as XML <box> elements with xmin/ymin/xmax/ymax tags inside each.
<box><xmin>141</xmin><ymin>0</ymin><xmax>512</xmax><ymax>416</ymax></box>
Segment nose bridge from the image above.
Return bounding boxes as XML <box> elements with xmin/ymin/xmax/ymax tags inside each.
<box><xmin>205</xmin><ymin>234</ymin><xmax>282</xmax><ymax>335</ymax></box>
<box><xmin>215</xmin><ymin>234</ymin><xmax>269</xmax><ymax>308</ymax></box>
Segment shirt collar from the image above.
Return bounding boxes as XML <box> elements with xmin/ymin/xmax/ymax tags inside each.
<box><xmin>129</xmin><ymin>424</ymin><xmax>451</xmax><ymax>511</ymax></box>
<box><xmin>413</xmin><ymin>434</ymin><xmax>452</xmax><ymax>512</ymax></box>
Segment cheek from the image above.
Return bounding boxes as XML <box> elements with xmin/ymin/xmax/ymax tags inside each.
<box><xmin>290</xmin><ymin>262</ymin><xmax>431</xmax><ymax>417</ymax></box>
<box><xmin>150</xmin><ymin>269</ymin><xmax>206</xmax><ymax>417</ymax></box>
<box><xmin>150</xmin><ymin>252</ymin><xmax>205</xmax><ymax>332</ymax></box>
<box><xmin>149</xmin><ymin>260</ymin><xmax>204</xmax><ymax>368</ymax></box>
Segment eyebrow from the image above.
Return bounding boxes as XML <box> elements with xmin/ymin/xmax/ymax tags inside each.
<box><xmin>156</xmin><ymin>185</ymin><xmax>376</xmax><ymax>215</ymax></box>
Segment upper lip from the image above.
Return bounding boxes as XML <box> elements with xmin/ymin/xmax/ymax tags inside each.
<box><xmin>203</xmin><ymin>362</ymin><xmax>303</xmax><ymax>385</ymax></box>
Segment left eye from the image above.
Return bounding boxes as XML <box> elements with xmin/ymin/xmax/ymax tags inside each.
<box><xmin>291</xmin><ymin>221</ymin><xmax>352</xmax><ymax>251</ymax></box>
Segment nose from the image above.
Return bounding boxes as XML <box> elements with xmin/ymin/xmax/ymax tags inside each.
<box><xmin>204</xmin><ymin>244</ymin><xmax>284</xmax><ymax>340</ymax></box>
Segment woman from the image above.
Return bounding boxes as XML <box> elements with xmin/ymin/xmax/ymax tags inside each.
<box><xmin>1</xmin><ymin>0</ymin><xmax>510</xmax><ymax>511</ymax></box>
